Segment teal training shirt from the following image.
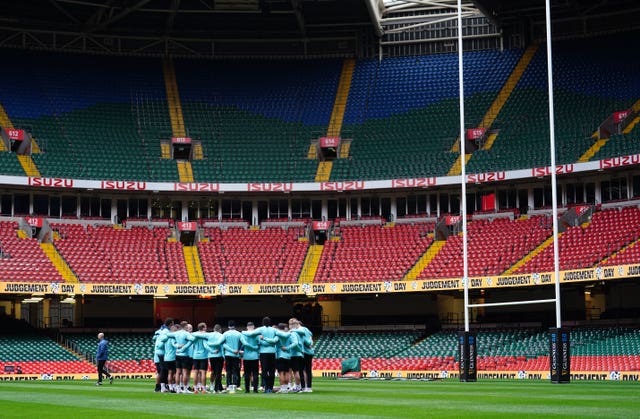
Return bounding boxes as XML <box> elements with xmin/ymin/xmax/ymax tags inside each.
<box><xmin>288</xmin><ymin>331</ymin><xmax>303</xmax><ymax>358</ymax></box>
<box><xmin>244</xmin><ymin>326</ymin><xmax>278</xmax><ymax>354</ymax></box>
<box><xmin>240</xmin><ymin>333</ymin><xmax>260</xmax><ymax>361</ymax></box>
<box><xmin>222</xmin><ymin>329</ymin><xmax>242</xmax><ymax>358</ymax></box>
<box><xmin>164</xmin><ymin>335</ymin><xmax>177</xmax><ymax>362</ymax></box>
<box><xmin>190</xmin><ymin>331</ymin><xmax>209</xmax><ymax>360</ymax></box>
<box><xmin>168</xmin><ymin>329</ymin><xmax>195</xmax><ymax>357</ymax></box>
<box><xmin>275</xmin><ymin>330</ymin><xmax>291</xmax><ymax>360</ymax></box>
<box><xmin>204</xmin><ymin>332</ymin><xmax>225</xmax><ymax>358</ymax></box>
<box><xmin>294</xmin><ymin>326</ymin><xmax>315</xmax><ymax>356</ymax></box>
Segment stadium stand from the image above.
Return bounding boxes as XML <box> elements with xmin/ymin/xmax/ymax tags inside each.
<box><xmin>417</xmin><ymin>216</ymin><xmax>551</xmax><ymax>279</ymax></box>
<box><xmin>0</xmin><ymin>38</ymin><xmax>637</xmax><ymax>182</ymax></box>
<box><xmin>198</xmin><ymin>227</ymin><xmax>308</xmax><ymax>283</ymax></box>
<box><xmin>0</xmin><ymin>320</ymin><xmax>95</xmax><ymax>374</ymax></box>
<box><xmin>515</xmin><ymin>207</ymin><xmax>640</xmax><ymax>273</ymax></box>
<box><xmin>0</xmin><ymin>51</ymin><xmax>177</xmax><ymax>181</ymax></box>
<box><xmin>467</xmin><ymin>36</ymin><xmax>640</xmax><ymax>173</ymax></box>
<box><xmin>332</xmin><ymin>49</ymin><xmax>522</xmax><ymax>181</ymax></box>
<box><xmin>313</xmin><ymin>330</ymin><xmax>422</xmax><ymax>359</ymax></box>
<box><xmin>0</xmin><ymin>221</ymin><xmax>62</xmax><ymax>283</ymax></box>
<box><xmin>314</xmin><ymin>223</ymin><xmax>434</xmax><ymax>282</ymax></box>
<box><xmin>176</xmin><ymin>59</ymin><xmax>341</xmax><ymax>183</ymax></box>
<box><xmin>51</xmin><ymin>224</ymin><xmax>188</xmax><ymax>283</ymax></box>
<box><xmin>314</xmin><ymin>327</ymin><xmax>640</xmax><ymax>373</ymax></box>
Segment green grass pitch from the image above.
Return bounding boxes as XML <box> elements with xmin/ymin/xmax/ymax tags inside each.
<box><xmin>0</xmin><ymin>378</ymin><xmax>638</xmax><ymax>418</ymax></box>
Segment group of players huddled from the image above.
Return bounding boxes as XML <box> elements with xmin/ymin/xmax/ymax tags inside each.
<box><xmin>152</xmin><ymin>316</ymin><xmax>314</xmax><ymax>394</ymax></box>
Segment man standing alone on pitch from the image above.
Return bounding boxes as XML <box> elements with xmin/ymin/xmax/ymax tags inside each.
<box><xmin>96</xmin><ymin>332</ymin><xmax>113</xmax><ymax>386</ymax></box>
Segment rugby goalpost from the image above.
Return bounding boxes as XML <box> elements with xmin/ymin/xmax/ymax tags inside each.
<box><xmin>456</xmin><ymin>0</ymin><xmax>570</xmax><ymax>383</ymax></box>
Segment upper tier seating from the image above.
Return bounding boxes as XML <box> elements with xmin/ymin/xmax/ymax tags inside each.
<box><xmin>0</xmin><ymin>34</ymin><xmax>637</xmax><ymax>183</ymax></box>
<box><xmin>418</xmin><ymin>216</ymin><xmax>551</xmax><ymax>279</ymax></box>
<box><xmin>0</xmin><ymin>51</ymin><xmax>177</xmax><ymax>181</ymax></box>
<box><xmin>515</xmin><ymin>207</ymin><xmax>640</xmax><ymax>273</ymax></box>
<box><xmin>198</xmin><ymin>227</ymin><xmax>308</xmax><ymax>283</ymax></box>
<box><xmin>0</xmin><ymin>221</ymin><xmax>61</xmax><ymax>282</ymax></box>
<box><xmin>177</xmin><ymin>59</ymin><xmax>341</xmax><ymax>182</ymax></box>
<box><xmin>314</xmin><ymin>223</ymin><xmax>434</xmax><ymax>282</ymax></box>
<box><xmin>593</xmin><ymin>115</ymin><xmax>640</xmax><ymax>160</ymax></box>
<box><xmin>467</xmin><ymin>36</ymin><xmax>640</xmax><ymax>173</ymax></box>
<box><xmin>333</xmin><ymin>49</ymin><xmax>522</xmax><ymax>181</ymax></box>
<box><xmin>51</xmin><ymin>224</ymin><xmax>188</xmax><ymax>283</ymax></box>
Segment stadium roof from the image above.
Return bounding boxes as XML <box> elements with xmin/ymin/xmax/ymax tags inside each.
<box><xmin>0</xmin><ymin>0</ymin><xmax>373</xmax><ymax>57</ymax></box>
<box><xmin>1</xmin><ymin>0</ymin><xmax>639</xmax><ymax>57</ymax></box>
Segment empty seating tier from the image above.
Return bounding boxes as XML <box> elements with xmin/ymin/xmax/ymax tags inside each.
<box><xmin>198</xmin><ymin>227</ymin><xmax>308</xmax><ymax>283</ymax></box>
<box><xmin>314</xmin><ymin>223</ymin><xmax>434</xmax><ymax>282</ymax></box>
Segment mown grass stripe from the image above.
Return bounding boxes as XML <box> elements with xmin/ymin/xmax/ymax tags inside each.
<box><xmin>0</xmin><ymin>379</ymin><xmax>638</xmax><ymax>418</ymax></box>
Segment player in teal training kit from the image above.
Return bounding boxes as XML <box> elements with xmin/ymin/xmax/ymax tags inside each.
<box><xmin>203</xmin><ymin>324</ymin><xmax>225</xmax><ymax>393</ymax></box>
<box><xmin>168</xmin><ymin>324</ymin><xmax>195</xmax><ymax>393</ymax></box>
<box><xmin>274</xmin><ymin>323</ymin><xmax>294</xmax><ymax>393</ymax></box>
<box><xmin>240</xmin><ymin>322</ymin><xmax>260</xmax><ymax>393</ymax></box>
<box><xmin>191</xmin><ymin>322</ymin><xmax>210</xmax><ymax>393</ymax></box>
<box><xmin>294</xmin><ymin>320</ymin><xmax>315</xmax><ymax>392</ymax></box>
<box><xmin>222</xmin><ymin>320</ymin><xmax>242</xmax><ymax>393</ymax></box>
<box><xmin>163</xmin><ymin>325</ymin><xmax>179</xmax><ymax>393</ymax></box>
<box><xmin>153</xmin><ymin>318</ymin><xmax>173</xmax><ymax>392</ymax></box>
<box><xmin>286</xmin><ymin>319</ymin><xmax>304</xmax><ymax>392</ymax></box>
<box><xmin>243</xmin><ymin>316</ymin><xmax>278</xmax><ymax>393</ymax></box>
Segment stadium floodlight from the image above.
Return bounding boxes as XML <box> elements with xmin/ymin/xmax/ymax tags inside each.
<box><xmin>22</xmin><ymin>297</ymin><xmax>43</xmax><ymax>303</ymax></box>
<box><xmin>61</xmin><ymin>295</ymin><xmax>76</xmax><ymax>304</ymax></box>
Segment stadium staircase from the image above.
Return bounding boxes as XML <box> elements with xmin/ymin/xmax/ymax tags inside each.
<box><xmin>515</xmin><ymin>207</ymin><xmax>640</xmax><ymax>273</ymax></box>
<box><xmin>451</xmin><ymin>44</ymin><xmax>538</xmax><ymax>154</ymax></box>
<box><xmin>481</xmin><ymin>131</ymin><xmax>499</xmax><ymax>150</ymax></box>
<box><xmin>339</xmin><ymin>141</ymin><xmax>351</xmax><ymax>158</ymax></box>
<box><xmin>0</xmin><ymin>102</ymin><xmax>11</xmax><ymax>151</ymax></box>
<box><xmin>578</xmin><ymin>135</ymin><xmax>609</xmax><ymax>162</ymax></box>
<box><xmin>40</xmin><ymin>242</ymin><xmax>79</xmax><ymax>283</ymax></box>
<box><xmin>193</xmin><ymin>142</ymin><xmax>204</xmax><ymax>160</ymax></box>
<box><xmin>163</xmin><ymin>59</ymin><xmax>187</xmax><ymax>138</ymax></box>
<box><xmin>315</xmin><ymin>58</ymin><xmax>355</xmax><ymax>182</ymax></box>
<box><xmin>163</xmin><ymin>58</ymin><xmax>194</xmax><ymax>182</ymax></box>
<box><xmin>307</xmin><ymin>143</ymin><xmax>317</xmax><ymax>159</ymax></box>
<box><xmin>0</xmin><ymin>100</ymin><xmax>42</xmax><ymax>175</ymax></box>
<box><xmin>183</xmin><ymin>245</ymin><xmax>205</xmax><ymax>284</ymax></box>
<box><xmin>446</xmin><ymin>154</ymin><xmax>472</xmax><ymax>176</ymax></box>
<box><xmin>478</xmin><ymin>44</ymin><xmax>539</xmax><ymax>133</ymax></box>
<box><xmin>160</xmin><ymin>142</ymin><xmax>171</xmax><ymax>159</ymax></box>
<box><xmin>403</xmin><ymin>238</ymin><xmax>444</xmax><ymax>281</ymax></box>
<box><xmin>503</xmin><ymin>234</ymin><xmax>558</xmax><ymax>275</ymax></box>
<box><xmin>17</xmin><ymin>155</ymin><xmax>41</xmax><ymax>177</ymax></box>
<box><xmin>600</xmin><ymin>238</ymin><xmax>640</xmax><ymax>266</ymax></box>
<box><xmin>299</xmin><ymin>244</ymin><xmax>324</xmax><ymax>283</ymax></box>
<box><xmin>176</xmin><ymin>160</ymin><xmax>194</xmax><ymax>182</ymax></box>
<box><xmin>315</xmin><ymin>161</ymin><xmax>333</xmax><ymax>182</ymax></box>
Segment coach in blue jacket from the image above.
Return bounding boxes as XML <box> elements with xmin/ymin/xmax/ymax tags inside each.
<box><xmin>96</xmin><ymin>332</ymin><xmax>113</xmax><ymax>386</ymax></box>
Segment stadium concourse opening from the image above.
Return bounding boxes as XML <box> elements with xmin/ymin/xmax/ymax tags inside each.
<box><xmin>0</xmin><ymin>0</ymin><xmax>639</xmax><ymax>385</ymax></box>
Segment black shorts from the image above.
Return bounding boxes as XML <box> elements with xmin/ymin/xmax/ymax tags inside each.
<box><xmin>290</xmin><ymin>356</ymin><xmax>303</xmax><ymax>372</ymax></box>
<box><xmin>276</xmin><ymin>358</ymin><xmax>290</xmax><ymax>373</ymax></box>
<box><xmin>155</xmin><ymin>362</ymin><xmax>162</xmax><ymax>374</ymax></box>
<box><xmin>192</xmin><ymin>359</ymin><xmax>208</xmax><ymax>371</ymax></box>
<box><xmin>165</xmin><ymin>360</ymin><xmax>177</xmax><ymax>372</ymax></box>
<box><xmin>176</xmin><ymin>356</ymin><xmax>192</xmax><ymax>370</ymax></box>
